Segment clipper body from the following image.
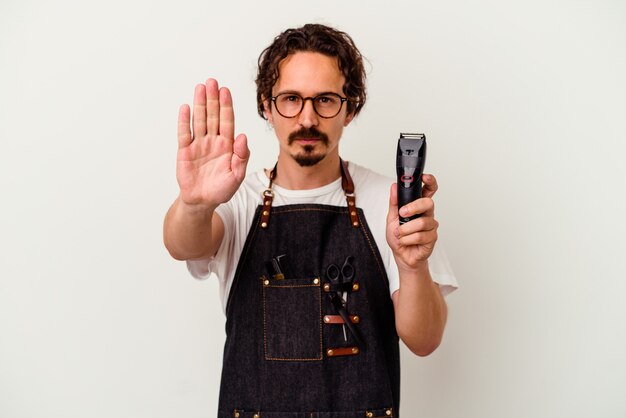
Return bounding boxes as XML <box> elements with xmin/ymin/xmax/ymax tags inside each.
<box><xmin>396</xmin><ymin>133</ymin><xmax>427</xmax><ymax>225</ymax></box>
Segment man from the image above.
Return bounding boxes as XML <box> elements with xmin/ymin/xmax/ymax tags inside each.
<box><xmin>164</xmin><ymin>23</ymin><xmax>457</xmax><ymax>417</ymax></box>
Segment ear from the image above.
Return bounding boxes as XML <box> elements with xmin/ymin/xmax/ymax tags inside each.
<box><xmin>343</xmin><ymin>111</ymin><xmax>355</xmax><ymax>127</ymax></box>
<box><xmin>263</xmin><ymin>98</ymin><xmax>274</xmax><ymax>124</ymax></box>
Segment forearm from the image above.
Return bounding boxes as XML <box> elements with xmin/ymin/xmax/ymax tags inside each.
<box><xmin>394</xmin><ymin>261</ymin><xmax>447</xmax><ymax>356</ymax></box>
<box><xmin>163</xmin><ymin>196</ymin><xmax>220</xmax><ymax>260</ymax></box>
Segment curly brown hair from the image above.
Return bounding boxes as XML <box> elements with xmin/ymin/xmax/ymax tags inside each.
<box><xmin>256</xmin><ymin>23</ymin><xmax>367</xmax><ymax>120</ymax></box>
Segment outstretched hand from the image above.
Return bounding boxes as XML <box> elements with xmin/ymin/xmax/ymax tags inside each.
<box><xmin>386</xmin><ymin>174</ymin><xmax>439</xmax><ymax>271</ymax></box>
<box><xmin>176</xmin><ymin>79</ymin><xmax>250</xmax><ymax>208</ymax></box>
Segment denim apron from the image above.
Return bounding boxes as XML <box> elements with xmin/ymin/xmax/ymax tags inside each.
<box><xmin>218</xmin><ymin>161</ymin><xmax>400</xmax><ymax>418</ymax></box>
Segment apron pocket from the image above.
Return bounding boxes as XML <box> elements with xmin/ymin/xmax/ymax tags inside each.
<box><xmin>262</xmin><ymin>276</ymin><xmax>322</xmax><ymax>361</ymax></box>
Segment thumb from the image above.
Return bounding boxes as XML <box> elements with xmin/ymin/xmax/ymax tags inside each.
<box><xmin>386</xmin><ymin>183</ymin><xmax>399</xmax><ymax>226</ymax></box>
<box><xmin>232</xmin><ymin>133</ymin><xmax>250</xmax><ymax>181</ymax></box>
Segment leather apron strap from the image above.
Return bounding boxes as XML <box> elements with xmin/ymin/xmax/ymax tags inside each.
<box><xmin>259</xmin><ymin>159</ymin><xmax>359</xmax><ymax>229</ymax></box>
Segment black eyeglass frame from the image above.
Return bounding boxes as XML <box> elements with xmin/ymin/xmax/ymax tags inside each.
<box><xmin>270</xmin><ymin>93</ymin><xmax>349</xmax><ymax>119</ymax></box>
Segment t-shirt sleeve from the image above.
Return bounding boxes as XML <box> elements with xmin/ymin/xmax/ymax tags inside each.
<box><xmin>427</xmin><ymin>241</ymin><xmax>458</xmax><ymax>297</ymax></box>
<box><xmin>386</xmin><ymin>240</ymin><xmax>458</xmax><ymax>298</ymax></box>
<box><xmin>184</xmin><ymin>189</ymin><xmax>251</xmax><ymax>311</ymax></box>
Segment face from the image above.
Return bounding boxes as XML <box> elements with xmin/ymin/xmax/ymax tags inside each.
<box><xmin>264</xmin><ymin>52</ymin><xmax>354</xmax><ymax>167</ymax></box>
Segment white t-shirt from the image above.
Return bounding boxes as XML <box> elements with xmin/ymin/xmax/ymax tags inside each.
<box><xmin>187</xmin><ymin>162</ymin><xmax>458</xmax><ymax>312</ymax></box>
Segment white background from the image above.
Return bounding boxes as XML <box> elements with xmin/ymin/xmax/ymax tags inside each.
<box><xmin>1</xmin><ymin>0</ymin><xmax>625</xmax><ymax>417</ymax></box>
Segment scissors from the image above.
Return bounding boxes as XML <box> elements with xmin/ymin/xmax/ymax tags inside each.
<box><xmin>326</xmin><ymin>256</ymin><xmax>355</xmax><ymax>299</ymax></box>
<box><xmin>326</xmin><ymin>256</ymin><xmax>363</xmax><ymax>348</ymax></box>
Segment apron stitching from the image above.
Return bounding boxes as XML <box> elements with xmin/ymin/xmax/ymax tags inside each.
<box><xmin>225</xmin><ymin>209</ymin><xmax>262</xmax><ymax>316</ymax></box>
<box><xmin>264</xmin><ymin>284</ymin><xmax>319</xmax><ymax>288</ymax></box>
<box><xmin>356</xmin><ymin>209</ymin><xmax>387</xmax><ymax>285</ymax></box>
<box><xmin>274</xmin><ymin>207</ymin><xmax>346</xmax><ymax>214</ymax></box>
<box><xmin>264</xmin><ymin>356</ymin><xmax>323</xmax><ymax>361</ymax></box>
<box><xmin>357</xmin><ymin>208</ymin><xmax>399</xmax><ymax>411</ymax></box>
<box><xmin>318</xmin><ymin>275</ymin><xmax>323</xmax><ymax>359</ymax></box>
<box><xmin>262</xmin><ymin>278</ymin><xmax>268</xmax><ymax>359</ymax></box>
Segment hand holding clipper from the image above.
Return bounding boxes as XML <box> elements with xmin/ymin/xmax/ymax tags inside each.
<box><xmin>396</xmin><ymin>133</ymin><xmax>427</xmax><ymax>225</ymax></box>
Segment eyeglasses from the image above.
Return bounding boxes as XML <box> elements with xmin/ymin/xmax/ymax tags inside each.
<box><xmin>271</xmin><ymin>93</ymin><xmax>348</xmax><ymax>119</ymax></box>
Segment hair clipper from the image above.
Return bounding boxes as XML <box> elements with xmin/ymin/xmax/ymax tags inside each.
<box><xmin>396</xmin><ymin>133</ymin><xmax>427</xmax><ymax>225</ymax></box>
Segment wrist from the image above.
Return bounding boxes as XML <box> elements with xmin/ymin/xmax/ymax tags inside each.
<box><xmin>177</xmin><ymin>196</ymin><xmax>218</xmax><ymax>218</ymax></box>
<box><xmin>396</xmin><ymin>260</ymin><xmax>434</xmax><ymax>289</ymax></box>
<box><xmin>396</xmin><ymin>259</ymin><xmax>429</xmax><ymax>276</ymax></box>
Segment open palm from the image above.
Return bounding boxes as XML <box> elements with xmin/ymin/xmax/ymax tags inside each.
<box><xmin>176</xmin><ymin>79</ymin><xmax>249</xmax><ymax>207</ymax></box>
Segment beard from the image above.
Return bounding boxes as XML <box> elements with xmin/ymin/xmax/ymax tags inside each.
<box><xmin>288</xmin><ymin>127</ymin><xmax>329</xmax><ymax>167</ymax></box>
<box><xmin>293</xmin><ymin>145</ymin><xmax>325</xmax><ymax>167</ymax></box>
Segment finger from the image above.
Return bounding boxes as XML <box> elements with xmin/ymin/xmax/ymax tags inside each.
<box><xmin>177</xmin><ymin>104</ymin><xmax>192</xmax><ymax>148</ymax></box>
<box><xmin>206</xmin><ymin>78</ymin><xmax>220</xmax><ymax>137</ymax></box>
<box><xmin>398</xmin><ymin>217</ymin><xmax>439</xmax><ymax>236</ymax></box>
<box><xmin>192</xmin><ymin>84</ymin><xmax>207</xmax><ymax>138</ymax></box>
<box><xmin>399</xmin><ymin>197</ymin><xmax>435</xmax><ymax>219</ymax></box>
<box><xmin>421</xmin><ymin>174</ymin><xmax>438</xmax><ymax>198</ymax></box>
<box><xmin>386</xmin><ymin>183</ymin><xmax>399</xmax><ymax>226</ymax></box>
<box><xmin>219</xmin><ymin>87</ymin><xmax>235</xmax><ymax>139</ymax></box>
<box><xmin>398</xmin><ymin>229</ymin><xmax>438</xmax><ymax>247</ymax></box>
<box><xmin>231</xmin><ymin>133</ymin><xmax>250</xmax><ymax>182</ymax></box>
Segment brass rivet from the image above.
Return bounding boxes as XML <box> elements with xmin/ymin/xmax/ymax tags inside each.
<box><xmin>323</xmin><ymin>284</ymin><xmax>330</xmax><ymax>292</ymax></box>
<box><xmin>313</xmin><ymin>278</ymin><xmax>319</xmax><ymax>285</ymax></box>
<box><xmin>264</xmin><ymin>279</ymin><xmax>269</xmax><ymax>285</ymax></box>
<box><xmin>327</xmin><ymin>349</ymin><xmax>334</xmax><ymax>356</ymax></box>
<box><xmin>366</xmin><ymin>412</ymin><xmax>373</xmax><ymax>418</ymax></box>
<box><xmin>261</xmin><ymin>222</ymin><xmax>267</xmax><ymax>228</ymax></box>
<box><xmin>262</xmin><ymin>210</ymin><xmax>268</xmax><ymax>216</ymax></box>
<box><xmin>324</xmin><ymin>316</ymin><xmax>330</xmax><ymax>323</ymax></box>
<box><xmin>353</xmin><ymin>221</ymin><xmax>359</xmax><ymax>227</ymax></box>
<box><xmin>351</xmin><ymin>210</ymin><xmax>356</xmax><ymax>216</ymax></box>
<box><xmin>352</xmin><ymin>315</ymin><xmax>360</xmax><ymax>323</ymax></box>
<box><xmin>386</xmin><ymin>409</ymin><xmax>392</xmax><ymax>416</ymax></box>
<box><xmin>349</xmin><ymin>201</ymin><xmax>355</xmax><ymax>206</ymax></box>
<box><xmin>264</xmin><ymin>200</ymin><xmax>270</xmax><ymax>205</ymax></box>
<box><xmin>234</xmin><ymin>413</ymin><xmax>240</xmax><ymax>418</ymax></box>
<box><xmin>253</xmin><ymin>414</ymin><xmax>259</xmax><ymax>418</ymax></box>
<box><xmin>352</xmin><ymin>347</ymin><xmax>359</xmax><ymax>354</ymax></box>
<box><xmin>352</xmin><ymin>283</ymin><xmax>359</xmax><ymax>291</ymax></box>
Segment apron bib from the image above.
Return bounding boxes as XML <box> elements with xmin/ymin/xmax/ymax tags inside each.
<box><xmin>218</xmin><ymin>161</ymin><xmax>400</xmax><ymax>417</ymax></box>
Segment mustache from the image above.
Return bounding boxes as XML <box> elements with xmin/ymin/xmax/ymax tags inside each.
<box><xmin>288</xmin><ymin>127</ymin><xmax>329</xmax><ymax>145</ymax></box>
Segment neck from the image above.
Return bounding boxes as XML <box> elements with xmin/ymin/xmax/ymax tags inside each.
<box><xmin>271</xmin><ymin>153</ymin><xmax>341</xmax><ymax>190</ymax></box>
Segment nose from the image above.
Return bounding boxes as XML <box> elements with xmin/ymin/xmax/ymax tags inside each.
<box><xmin>297</xmin><ymin>98</ymin><xmax>319</xmax><ymax>128</ymax></box>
